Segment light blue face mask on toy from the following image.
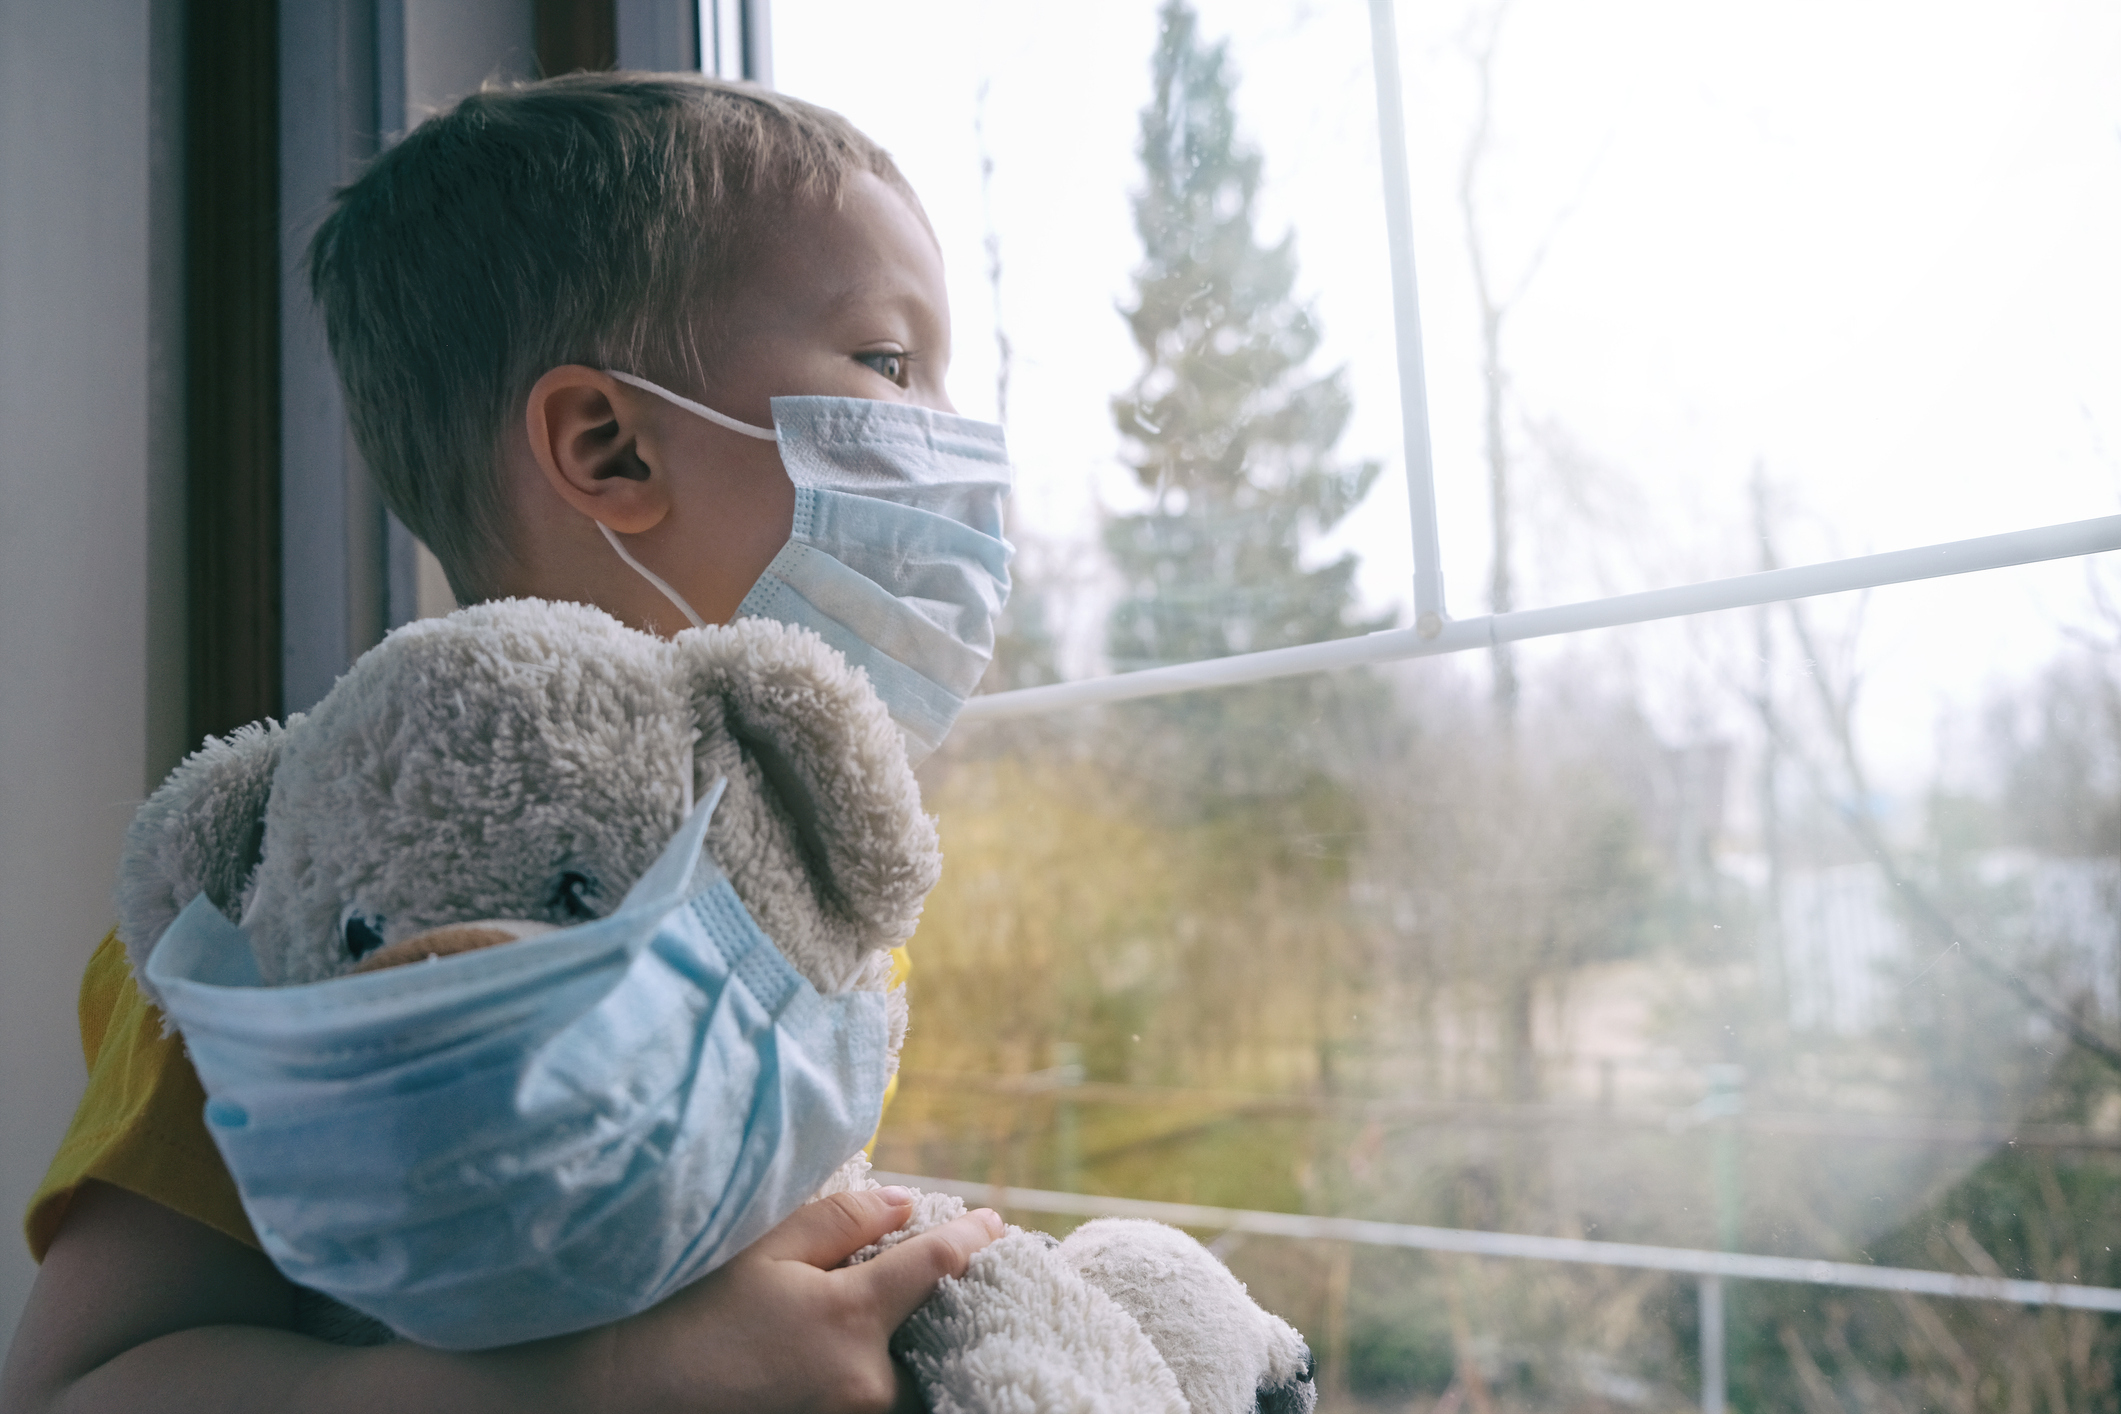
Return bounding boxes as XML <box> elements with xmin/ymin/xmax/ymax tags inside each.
<box><xmin>144</xmin><ymin>778</ymin><xmax>889</xmax><ymax>1351</ymax></box>
<box><xmin>598</xmin><ymin>372</ymin><xmax>1014</xmax><ymax>763</ymax></box>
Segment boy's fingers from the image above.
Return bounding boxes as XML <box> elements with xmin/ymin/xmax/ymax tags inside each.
<box><xmin>750</xmin><ymin>1189</ymin><xmax>917</xmax><ymax>1270</ymax></box>
<box><xmin>852</xmin><ymin>1209</ymin><xmax>1005</xmax><ymax>1327</ymax></box>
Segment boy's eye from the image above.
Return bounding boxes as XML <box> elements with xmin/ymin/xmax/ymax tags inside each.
<box><xmin>855</xmin><ymin>351</ymin><xmax>906</xmax><ymax>385</ymax></box>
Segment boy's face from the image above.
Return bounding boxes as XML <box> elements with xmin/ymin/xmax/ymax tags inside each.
<box><xmin>537</xmin><ymin>171</ymin><xmax>957</xmax><ymax>631</ymax></box>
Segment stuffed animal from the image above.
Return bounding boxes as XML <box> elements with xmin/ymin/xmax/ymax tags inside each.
<box><xmin>118</xmin><ymin>599</ymin><xmax>1316</xmax><ymax>1414</ymax></box>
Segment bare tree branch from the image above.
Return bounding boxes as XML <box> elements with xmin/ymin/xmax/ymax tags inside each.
<box><xmin>1455</xmin><ymin>0</ymin><xmax>1612</xmax><ymax>725</ymax></box>
<box><xmin>973</xmin><ymin>79</ymin><xmax>1013</xmax><ymax>427</ymax></box>
<box><xmin>1780</xmin><ymin>590</ymin><xmax>2121</xmax><ymax>1075</ymax></box>
<box><xmin>1456</xmin><ymin>1</ymin><xmax>1519</xmax><ymax>723</ymax></box>
<box><xmin>1501</xmin><ymin>129</ymin><xmax>1610</xmax><ymax>311</ymax></box>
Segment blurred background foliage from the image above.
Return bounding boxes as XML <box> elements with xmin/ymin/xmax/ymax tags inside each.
<box><xmin>873</xmin><ymin>3</ymin><xmax>2121</xmax><ymax>1408</ymax></box>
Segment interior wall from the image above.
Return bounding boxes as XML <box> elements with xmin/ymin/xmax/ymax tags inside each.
<box><xmin>0</xmin><ymin>0</ymin><xmax>169</xmax><ymax>1359</ymax></box>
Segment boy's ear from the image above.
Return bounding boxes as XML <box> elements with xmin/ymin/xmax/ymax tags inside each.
<box><xmin>525</xmin><ymin>365</ymin><xmax>672</xmax><ymax>534</ymax></box>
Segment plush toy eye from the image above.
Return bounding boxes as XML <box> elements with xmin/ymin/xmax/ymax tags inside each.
<box><xmin>339</xmin><ymin>903</ymin><xmax>388</xmax><ymax>961</ymax></box>
<box><xmin>547</xmin><ymin>870</ymin><xmax>601</xmax><ymax>923</ymax></box>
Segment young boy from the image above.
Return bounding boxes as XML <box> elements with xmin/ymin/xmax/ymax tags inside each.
<box><xmin>1</xmin><ymin>74</ymin><xmax>1001</xmax><ymax>1414</ymax></box>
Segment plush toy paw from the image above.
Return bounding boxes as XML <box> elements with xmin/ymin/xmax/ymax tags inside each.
<box><xmin>1059</xmin><ymin>1220</ymin><xmax>1317</xmax><ymax>1414</ymax></box>
<box><xmin>895</xmin><ymin>1228</ymin><xmax>1188</xmax><ymax>1414</ymax></box>
<box><xmin>856</xmin><ymin>1191</ymin><xmax>1316</xmax><ymax>1414</ymax></box>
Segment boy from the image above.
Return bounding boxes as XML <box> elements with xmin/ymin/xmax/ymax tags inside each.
<box><xmin>1</xmin><ymin>74</ymin><xmax>1000</xmax><ymax>1414</ymax></box>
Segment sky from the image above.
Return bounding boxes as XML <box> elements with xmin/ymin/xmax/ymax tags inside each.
<box><xmin>773</xmin><ymin>0</ymin><xmax>2121</xmax><ymax>792</ymax></box>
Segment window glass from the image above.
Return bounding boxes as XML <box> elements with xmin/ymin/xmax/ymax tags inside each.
<box><xmin>882</xmin><ymin>560</ymin><xmax>2121</xmax><ymax>1405</ymax></box>
<box><xmin>778</xmin><ymin>0</ymin><xmax>2121</xmax><ymax>648</ymax></box>
<box><xmin>775</xmin><ymin>2</ymin><xmax>2121</xmax><ymax>1404</ymax></box>
<box><xmin>1387</xmin><ymin>0</ymin><xmax>2121</xmax><ymax>600</ymax></box>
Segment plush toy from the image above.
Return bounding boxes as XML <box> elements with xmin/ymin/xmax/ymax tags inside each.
<box><xmin>118</xmin><ymin>599</ymin><xmax>1316</xmax><ymax>1414</ymax></box>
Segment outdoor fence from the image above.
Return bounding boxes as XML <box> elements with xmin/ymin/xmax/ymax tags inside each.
<box><xmin>874</xmin><ymin>1169</ymin><xmax>2121</xmax><ymax>1414</ymax></box>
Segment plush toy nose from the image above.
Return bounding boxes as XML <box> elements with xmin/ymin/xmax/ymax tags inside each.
<box><xmin>351</xmin><ymin>918</ymin><xmax>557</xmax><ymax>974</ymax></box>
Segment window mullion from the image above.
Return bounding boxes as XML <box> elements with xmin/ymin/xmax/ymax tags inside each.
<box><xmin>1366</xmin><ymin>0</ymin><xmax>1447</xmax><ymax>637</ymax></box>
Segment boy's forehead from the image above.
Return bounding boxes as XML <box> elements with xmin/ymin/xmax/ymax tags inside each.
<box><xmin>745</xmin><ymin>174</ymin><xmax>944</xmax><ymax>310</ymax></box>
<box><xmin>794</xmin><ymin>175</ymin><xmax>936</xmax><ymax>264</ymax></box>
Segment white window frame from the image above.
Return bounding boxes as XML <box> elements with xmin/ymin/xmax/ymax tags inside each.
<box><xmin>696</xmin><ymin>0</ymin><xmax>771</xmax><ymax>83</ymax></box>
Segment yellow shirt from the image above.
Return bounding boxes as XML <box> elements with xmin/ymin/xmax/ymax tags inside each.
<box><xmin>24</xmin><ymin>930</ymin><xmax>256</xmax><ymax>1260</ymax></box>
<box><xmin>25</xmin><ymin>932</ymin><xmax>909</xmax><ymax>1263</ymax></box>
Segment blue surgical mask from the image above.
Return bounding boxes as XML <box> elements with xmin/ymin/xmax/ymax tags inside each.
<box><xmin>145</xmin><ymin>779</ymin><xmax>888</xmax><ymax>1350</ymax></box>
<box><xmin>600</xmin><ymin>372</ymin><xmax>1014</xmax><ymax>762</ymax></box>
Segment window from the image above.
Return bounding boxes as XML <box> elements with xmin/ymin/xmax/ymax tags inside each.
<box><xmin>779</xmin><ymin>2</ymin><xmax>2121</xmax><ymax>1407</ymax></box>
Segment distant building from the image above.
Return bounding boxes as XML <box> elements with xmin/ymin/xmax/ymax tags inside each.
<box><xmin>1775</xmin><ymin>856</ymin><xmax>2120</xmax><ymax>1036</ymax></box>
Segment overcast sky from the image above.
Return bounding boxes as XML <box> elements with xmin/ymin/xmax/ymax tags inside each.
<box><xmin>774</xmin><ymin>0</ymin><xmax>2121</xmax><ymax>789</ymax></box>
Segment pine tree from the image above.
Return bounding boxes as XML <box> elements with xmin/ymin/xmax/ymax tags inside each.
<box><xmin>1107</xmin><ymin>0</ymin><xmax>1385</xmax><ymax>678</ymax></box>
<box><xmin>1088</xmin><ymin>1</ymin><xmax>1399</xmax><ymax>1126</ymax></box>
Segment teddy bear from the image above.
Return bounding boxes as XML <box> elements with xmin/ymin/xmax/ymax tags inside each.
<box><xmin>117</xmin><ymin>598</ymin><xmax>1316</xmax><ymax>1414</ymax></box>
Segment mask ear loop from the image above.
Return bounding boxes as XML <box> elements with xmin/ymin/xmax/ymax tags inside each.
<box><xmin>604</xmin><ymin>369</ymin><xmax>779</xmax><ymax>442</ymax></box>
<box><xmin>597</xmin><ymin>523</ymin><xmax>709</xmax><ymax>631</ymax></box>
<box><xmin>595</xmin><ymin>370</ymin><xmax>779</xmax><ymax>633</ymax></box>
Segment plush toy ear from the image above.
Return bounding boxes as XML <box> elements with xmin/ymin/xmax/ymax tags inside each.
<box><xmin>674</xmin><ymin>618</ymin><xmax>940</xmax><ymax>952</ymax></box>
<box><xmin>116</xmin><ymin>720</ymin><xmax>287</xmax><ymax>996</ymax></box>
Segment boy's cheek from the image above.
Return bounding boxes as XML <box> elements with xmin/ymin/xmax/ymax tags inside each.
<box><xmin>912</xmin><ymin>379</ymin><xmax>957</xmax><ymax>416</ymax></box>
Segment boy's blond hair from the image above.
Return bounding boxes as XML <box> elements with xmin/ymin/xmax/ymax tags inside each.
<box><xmin>309</xmin><ymin>73</ymin><xmax>918</xmax><ymax>603</ymax></box>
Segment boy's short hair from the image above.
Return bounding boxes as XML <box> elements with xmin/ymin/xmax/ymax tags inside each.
<box><xmin>309</xmin><ymin>73</ymin><xmax>918</xmax><ymax>603</ymax></box>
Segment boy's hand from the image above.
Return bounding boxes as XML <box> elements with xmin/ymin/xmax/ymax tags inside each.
<box><xmin>1</xmin><ymin>1182</ymin><xmax>998</xmax><ymax>1414</ymax></box>
<box><xmin>598</xmin><ymin>1187</ymin><xmax>1001</xmax><ymax>1414</ymax></box>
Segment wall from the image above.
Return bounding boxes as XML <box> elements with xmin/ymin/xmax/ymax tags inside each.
<box><xmin>0</xmin><ymin>0</ymin><xmax>176</xmax><ymax>1360</ymax></box>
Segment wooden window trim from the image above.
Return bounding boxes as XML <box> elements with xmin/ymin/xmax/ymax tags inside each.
<box><xmin>185</xmin><ymin>0</ymin><xmax>281</xmax><ymax>742</ymax></box>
